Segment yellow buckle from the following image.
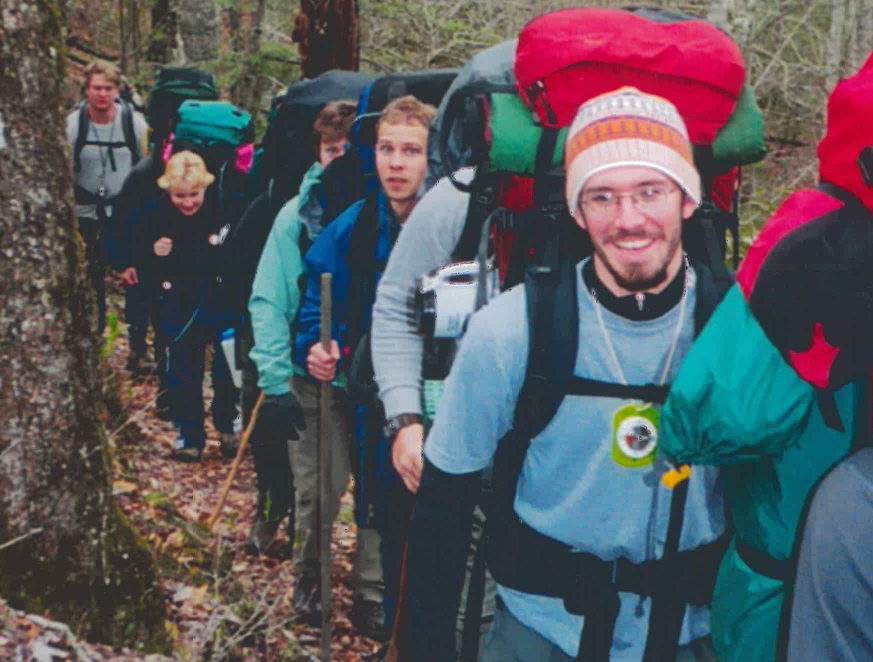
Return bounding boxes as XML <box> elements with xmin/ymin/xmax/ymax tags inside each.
<box><xmin>661</xmin><ymin>464</ymin><xmax>691</xmax><ymax>489</ymax></box>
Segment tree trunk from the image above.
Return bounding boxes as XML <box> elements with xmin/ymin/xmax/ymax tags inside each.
<box><xmin>852</xmin><ymin>0</ymin><xmax>872</xmax><ymax>72</ymax></box>
<box><xmin>826</xmin><ymin>0</ymin><xmax>847</xmax><ymax>92</ymax></box>
<box><xmin>176</xmin><ymin>0</ymin><xmax>219</xmax><ymax>63</ymax></box>
<box><xmin>231</xmin><ymin>0</ymin><xmax>267</xmax><ymax>120</ymax></box>
<box><xmin>119</xmin><ymin>0</ymin><xmax>127</xmax><ymax>74</ymax></box>
<box><xmin>148</xmin><ymin>0</ymin><xmax>175</xmax><ymax>64</ymax></box>
<box><xmin>293</xmin><ymin>0</ymin><xmax>359</xmax><ymax>78</ymax></box>
<box><xmin>131</xmin><ymin>0</ymin><xmax>140</xmax><ymax>74</ymax></box>
<box><xmin>0</xmin><ymin>0</ymin><xmax>167</xmax><ymax>651</ymax></box>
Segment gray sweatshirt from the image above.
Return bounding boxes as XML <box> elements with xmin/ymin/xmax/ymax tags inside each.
<box><xmin>371</xmin><ymin>168</ymin><xmax>475</xmax><ymax>419</ymax></box>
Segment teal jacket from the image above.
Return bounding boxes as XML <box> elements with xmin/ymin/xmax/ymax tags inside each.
<box><xmin>659</xmin><ymin>188</ymin><xmax>867</xmax><ymax>662</ymax></box>
<box><xmin>249</xmin><ymin>162</ymin><xmax>344</xmax><ymax>395</ymax></box>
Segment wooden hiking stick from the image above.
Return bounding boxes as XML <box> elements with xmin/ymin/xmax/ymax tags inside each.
<box><xmin>207</xmin><ymin>391</ymin><xmax>265</xmax><ymax>530</ymax></box>
<box><xmin>382</xmin><ymin>539</ymin><xmax>409</xmax><ymax>662</ymax></box>
<box><xmin>317</xmin><ymin>272</ymin><xmax>333</xmax><ymax>662</ymax></box>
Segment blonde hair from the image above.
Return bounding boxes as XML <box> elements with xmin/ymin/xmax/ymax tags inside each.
<box><xmin>376</xmin><ymin>95</ymin><xmax>436</xmax><ymax>135</ymax></box>
<box><xmin>157</xmin><ymin>151</ymin><xmax>215</xmax><ymax>191</ymax></box>
<box><xmin>83</xmin><ymin>61</ymin><xmax>122</xmax><ymax>88</ymax></box>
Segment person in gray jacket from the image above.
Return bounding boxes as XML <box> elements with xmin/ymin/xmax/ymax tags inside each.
<box><xmin>785</xmin><ymin>448</ymin><xmax>873</xmax><ymax>662</ymax></box>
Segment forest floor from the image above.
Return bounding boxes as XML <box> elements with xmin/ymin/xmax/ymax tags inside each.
<box><xmin>0</xmin><ymin>281</ymin><xmax>384</xmax><ymax>662</ymax></box>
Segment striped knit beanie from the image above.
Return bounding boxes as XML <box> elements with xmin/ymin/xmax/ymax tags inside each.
<box><xmin>564</xmin><ymin>87</ymin><xmax>701</xmax><ymax>214</ymax></box>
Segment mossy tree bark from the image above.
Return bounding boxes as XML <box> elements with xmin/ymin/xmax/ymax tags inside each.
<box><xmin>0</xmin><ymin>0</ymin><xmax>167</xmax><ymax>651</ymax></box>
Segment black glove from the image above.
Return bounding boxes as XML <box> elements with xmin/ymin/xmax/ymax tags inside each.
<box><xmin>252</xmin><ymin>391</ymin><xmax>307</xmax><ymax>446</ymax></box>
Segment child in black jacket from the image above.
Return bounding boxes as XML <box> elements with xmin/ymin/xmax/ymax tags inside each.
<box><xmin>140</xmin><ymin>150</ymin><xmax>240</xmax><ymax>462</ymax></box>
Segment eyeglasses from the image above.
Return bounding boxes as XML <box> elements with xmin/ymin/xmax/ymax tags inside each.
<box><xmin>579</xmin><ymin>183</ymin><xmax>680</xmax><ymax>221</ymax></box>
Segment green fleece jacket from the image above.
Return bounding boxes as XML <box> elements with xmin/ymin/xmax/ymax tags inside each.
<box><xmin>248</xmin><ymin>162</ymin><xmax>344</xmax><ymax>395</ymax></box>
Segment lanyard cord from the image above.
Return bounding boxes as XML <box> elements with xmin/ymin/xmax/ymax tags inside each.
<box><xmin>589</xmin><ymin>255</ymin><xmax>690</xmax><ymax>387</ymax></box>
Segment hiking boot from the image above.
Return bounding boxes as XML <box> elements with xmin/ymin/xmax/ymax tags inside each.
<box><xmin>350</xmin><ymin>598</ymin><xmax>390</xmax><ymax>642</ymax></box>
<box><xmin>245</xmin><ymin>519</ymin><xmax>280</xmax><ymax>555</ymax></box>
<box><xmin>172</xmin><ymin>428</ymin><xmax>202</xmax><ymax>463</ymax></box>
<box><xmin>173</xmin><ymin>446</ymin><xmax>202</xmax><ymax>463</ymax></box>
<box><xmin>292</xmin><ymin>574</ymin><xmax>322</xmax><ymax>627</ymax></box>
<box><xmin>125</xmin><ymin>350</ymin><xmax>156</xmax><ymax>377</ymax></box>
<box><xmin>218</xmin><ymin>432</ymin><xmax>239</xmax><ymax>459</ymax></box>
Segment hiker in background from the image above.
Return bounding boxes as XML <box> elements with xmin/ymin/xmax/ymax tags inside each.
<box><xmin>133</xmin><ymin>151</ymin><xmax>240</xmax><ymax>462</ymax></box>
<box><xmin>66</xmin><ymin>61</ymin><xmax>148</xmax><ymax>334</ymax></box>
<box><xmin>112</xmin><ymin>69</ymin><xmax>219</xmax><ymax>382</ymax></box>
<box><xmin>242</xmin><ymin>100</ymin><xmax>357</xmax><ymax>555</ymax></box>
<box><xmin>400</xmin><ymin>88</ymin><xmax>728</xmax><ymax>662</ymax></box>
<box><xmin>658</xmin><ymin>50</ymin><xmax>873</xmax><ymax>662</ymax></box>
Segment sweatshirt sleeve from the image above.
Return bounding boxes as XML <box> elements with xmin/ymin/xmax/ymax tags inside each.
<box><xmin>248</xmin><ymin>214</ymin><xmax>304</xmax><ymax>396</ymax></box>
<box><xmin>371</xmin><ymin>170</ymin><xmax>474</xmax><ymax>418</ymax></box>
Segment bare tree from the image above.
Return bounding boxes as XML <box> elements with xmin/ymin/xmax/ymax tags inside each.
<box><xmin>231</xmin><ymin>0</ymin><xmax>269</xmax><ymax>122</ymax></box>
<box><xmin>0</xmin><ymin>0</ymin><xmax>166</xmax><ymax>650</ymax></box>
<box><xmin>826</xmin><ymin>0</ymin><xmax>847</xmax><ymax>91</ymax></box>
<box><xmin>177</xmin><ymin>0</ymin><xmax>219</xmax><ymax>63</ymax></box>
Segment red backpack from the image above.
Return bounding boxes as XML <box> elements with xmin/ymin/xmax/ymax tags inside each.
<box><xmin>431</xmin><ymin>7</ymin><xmax>765</xmax><ymax>282</ymax></box>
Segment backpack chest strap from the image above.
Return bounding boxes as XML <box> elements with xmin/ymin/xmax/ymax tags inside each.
<box><xmin>564</xmin><ymin>377</ymin><xmax>670</xmax><ymax>404</ymax></box>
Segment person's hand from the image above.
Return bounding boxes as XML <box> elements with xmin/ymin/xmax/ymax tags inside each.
<box><xmin>251</xmin><ymin>391</ymin><xmax>307</xmax><ymax>451</ymax></box>
<box><xmin>307</xmin><ymin>340</ymin><xmax>340</xmax><ymax>382</ymax></box>
<box><xmin>119</xmin><ymin>267</ymin><xmax>138</xmax><ymax>286</ymax></box>
<box><xmin>392</xmin><ymin>423</ymin><xmax>424</xmax><ymax>493</ymax></box>
<box><xmin>153</xmin><ymin>237</ymin><xmax>172</xmax><ymax>256</ymax></box>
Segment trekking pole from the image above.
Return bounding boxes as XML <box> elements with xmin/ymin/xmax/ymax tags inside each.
<box><xmin>207</xmin><ymin>391</ymin><xmax>265</xmax><ymax>530</ymax></box>
<box><xmin>317</xmin><ymin>273</ymin><xmax>333</xmax><ymax>662</ymax></box>
<box><xmin>382</xmin><ymin>538</ymin><xmax>409</xmax><ymax>662</ymax></box>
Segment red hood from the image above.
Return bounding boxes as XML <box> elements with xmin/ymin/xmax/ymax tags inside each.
<box><xmin>817</xmin><ymin>50</ymin><xmax>873</xmax><ymax>211</ymax></box>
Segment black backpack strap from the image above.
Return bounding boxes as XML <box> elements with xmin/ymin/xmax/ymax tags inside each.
<box><xmin>451</xmin><ymin>170</ymin><xmax>498</xmax><ymax>263</ymax></box>
<box><xmin>120</xmin><ymin>101</ymin><xmax>141</xmax><ymax>166</ymax></box>
<box><xmin>489</xmin><ymin>260</ymin><xmax>577</xmax><ymax>521</ymax></box>
<box><xmin>73</xmin><ymin>101</ymin><xmax>141</xmax><ymax>173</ymax></box>
<box><xmin>73</xmin><ymin>103</ymin><xmax>89</xmax><ymax>173</ymax></box>
<box><xmin>690</xmin><ymin>257</ymin><xmax>734</xmax><ymax>336</ymax></box>
<box><xmin>513</xmin><ymin>259</ymin><xmax>579</xmax><ymax>439</ymax></box>
<box><xmin>345</xmin><ymin>191</ymin><xmax>383</xmax><ymax>368</ymax></box>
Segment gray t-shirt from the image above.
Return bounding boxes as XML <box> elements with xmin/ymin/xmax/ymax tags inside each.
<box><xmin>65</xmin><ymin>102</ymin><xmax>148</xmax><ymax>220</ymax></box>
<box><xmin>424</xmin><ymin>260</ymin><xmax>724</xmax><ymax>659</ymax></box>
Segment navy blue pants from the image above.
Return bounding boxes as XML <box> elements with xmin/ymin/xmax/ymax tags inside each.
<box><xmin>125</xmin><ymin>277</ymin><xmax>156</xmax><ymax>356</ymax></box>
<box><xmin>166</xmin><ymin>323</ymin><xmax>239</xmax><ymax>450</ymax></box>
<box><xmin>78</xmin><ymin>216</ymin><xmax>106</xmax><ymax>333</ymax></box>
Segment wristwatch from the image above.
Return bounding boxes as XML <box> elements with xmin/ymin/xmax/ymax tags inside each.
<box><xmin>383</xmin><ymin>413</ymin><xmax>423</xmax><ymax>442</ymax></box>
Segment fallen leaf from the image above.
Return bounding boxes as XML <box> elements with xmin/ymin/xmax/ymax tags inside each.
<box><xmin>112</xmin><ymin>479</ymin><xmax>138</xmax><ymax>495</ymax></box>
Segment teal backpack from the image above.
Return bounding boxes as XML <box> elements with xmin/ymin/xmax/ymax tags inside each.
<box><xmin>170</xmin><ymin>100</ymin><xmax>255</xmax><ymax>232</ymax></box>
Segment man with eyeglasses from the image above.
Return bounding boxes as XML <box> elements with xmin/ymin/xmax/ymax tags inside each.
<box><xmin>397</xmin><ymin>87</ymin><xmax>728</xmax><ymax>662</ymax></box>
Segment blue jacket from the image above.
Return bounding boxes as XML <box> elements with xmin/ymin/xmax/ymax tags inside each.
<box><xmin>294</xmin><ymin>190</ymin><xmax>400</xmax><ymax>385</ymax></box>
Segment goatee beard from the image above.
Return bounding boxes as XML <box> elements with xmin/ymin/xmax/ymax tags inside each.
<box><xmin>610</xmin><ymin>265</ymin><xmax>669</xmax><ymax>293</ymax></box>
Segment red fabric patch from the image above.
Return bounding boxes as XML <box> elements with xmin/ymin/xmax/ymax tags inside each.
<box><xmin>737</xmin><ymin>190</ymin><xmax>843</xmax><ymax>299</ymax></box>
<box><xmin>498</xmin><ymin>176</ymin><xmax>533</xmax><ymax>212</ymax></box>
<box><xmin>710</xmin><ymin>168</ymin><xmax>737</xmax><ymax>213</ymax></box>
<box><xmin>788</xmin><ymin>323</ymin><xmax>839</xmax><ymax>389</ymax></box>
<box><xmin>492</xmin><ymin>228</ymin><xmax>516</xmax><ymax>282</ymax></box>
